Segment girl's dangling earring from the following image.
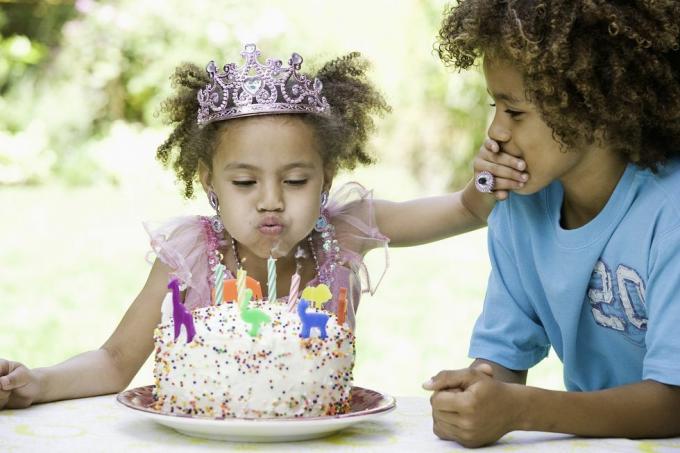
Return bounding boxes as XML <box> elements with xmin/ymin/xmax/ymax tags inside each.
<box><xmin>314</xmin><ymin>191</ymin><xmax>330</xmax><ymax>232</ymax></box>
<box><xmin>208</xmin><ymin>188</ymin><xmax>224</xmax><ymax>234</ymax></box>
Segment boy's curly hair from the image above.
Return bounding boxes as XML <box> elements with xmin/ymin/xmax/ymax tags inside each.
<box><xmin>156</xmin><ymin>52</ymin><xmax>390</xmax><ymax>198</ymax></box>
<box><xmin>437</xmin><ymin>0</ymin><xmax>680</xmax><ymax>169</ymax></box>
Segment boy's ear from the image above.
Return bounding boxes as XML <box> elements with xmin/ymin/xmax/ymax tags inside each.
<box><xmin>198</xmin><ymin>159</ymin><xmax>212</xmax><ymax>193</ymax></box>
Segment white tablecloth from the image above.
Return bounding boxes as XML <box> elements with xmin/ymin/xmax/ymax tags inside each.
<box><xmin>1</xmin><ymin>393</ymin><xmax>679</xmax><ymax>452</ymax></box>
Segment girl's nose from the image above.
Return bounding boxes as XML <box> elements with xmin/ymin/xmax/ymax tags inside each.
<box><xmin>256</xmin><ymin>184</ymin><xmax>284</xmax><ymax>212</ymax></box>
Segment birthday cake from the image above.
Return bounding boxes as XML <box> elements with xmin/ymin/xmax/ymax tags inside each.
<box><xmin>152</xmin><ymin>278</ymin><xmax>355</xmax><ymax>419</ymax></box>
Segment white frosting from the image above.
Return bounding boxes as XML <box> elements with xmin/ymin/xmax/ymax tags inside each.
<box><xmin>152</xmin><ymin>299</ymin><xmax>355</xmax><ymax>419</ymax></box>
<box><xmin>160</xmin><ymin>292</ymin><xmax>173</xmax><ymax>325</ymax></box>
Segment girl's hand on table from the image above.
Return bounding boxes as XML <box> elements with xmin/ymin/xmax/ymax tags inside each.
<box><xmin>424</xmin><ymin>364</ymin><xmax>525</xmax><ymax>448</ymax></box>
<box><xmin>0</xmin><ymin>359</ymin><xmax>40</xmax><ymax>409</ymax></box>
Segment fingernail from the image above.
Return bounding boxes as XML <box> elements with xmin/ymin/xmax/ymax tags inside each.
<box><xmin>422</xmin><ymin>378</ymin><xmax>434</xmax><ymax>390</ymax></box>
<box><xmin>521</xmin><ymin>173</ymin><xmax>529</xmax><ymax>181</ymax></box>
<box><xmin>517</xmin><ymin>161</ymin><xmax>526</xmax><ymax>170</ymax></box>
<box><xmin>519</xmin><ymin>182</ymin><xmax>525</xmax><ymax>188</ymax></box>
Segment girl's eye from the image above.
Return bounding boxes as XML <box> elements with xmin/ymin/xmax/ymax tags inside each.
<box><xmin>232</xmin><ymin>180</ymin><xmax>256</xmax><ymax>186</ymax></box>
<box><xmin>285</xmin><ymin>179</ymin><xmax>308</xmax><ymax>186</ymax></box>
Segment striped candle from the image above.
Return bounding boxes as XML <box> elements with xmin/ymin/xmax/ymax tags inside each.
<box><xmin>287</xmin><ymin>272</ymin><xmax>301</xmax><ymax>311</ymax></box>
<box><xmin>267</xmin><ymin>255</ymin><xmax>277</xmax><ymax>302</ymax></box>
<box><xmin>236</xmin><ymin>268</ymin><xmax>246</xmax><ymax>306</ymax></box>
<box><xmin>213</xmin><ymin>263</ymin><xmax>225</xmax><ymax>305</ymax></box>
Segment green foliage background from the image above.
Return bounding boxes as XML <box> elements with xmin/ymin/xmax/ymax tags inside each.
<box><xmin>0</xmin><ymin>0</ymin><xmax>563</xmax><ymax>397</ymax></box>
<box><xmin>0</xmin><ymin>0</ymin><xmax>490</xmax><ymax>190</ymax></box>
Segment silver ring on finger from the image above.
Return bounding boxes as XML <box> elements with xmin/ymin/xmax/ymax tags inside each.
<box><xmin>475</xmin><ymin>170</ymin><xmax>495</xmax><ymax>193</ymax></box>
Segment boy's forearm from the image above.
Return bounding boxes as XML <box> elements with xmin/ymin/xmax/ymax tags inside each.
<box><xmin>517</xmin><ymin>380</ymin><xmax>680</xmax><ymax>438</ymax></box>
<box><xmin>460</xmin><ymin>179</ymin><xmax>495</xmax><ymax>224</ymax></box>
<box><xmin>34</xmin><ymin>348</ymin><xmax>132</xmax><ymax>403</ymax></box>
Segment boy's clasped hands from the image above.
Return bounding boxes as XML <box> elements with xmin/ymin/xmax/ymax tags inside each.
<box><xmin>423</xmin><ymin>362</ymin><xmax>524</xmax><ymax>448</ymax></box>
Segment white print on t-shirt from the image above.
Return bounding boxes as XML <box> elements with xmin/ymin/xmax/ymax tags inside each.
<box><xmin>587</xmin><ymin>260</ymin><xmax>647</xmax><ymax>342</ymax></box>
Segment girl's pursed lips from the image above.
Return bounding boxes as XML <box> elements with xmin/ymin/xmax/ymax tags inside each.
<box><xmin>258</xmin><ymin>215</ymin><xmax>284</xmax><ymax>228</ymax></box>
<box><xmin>258</xmin><ymin>224</ymin><xmax>284</xmax><ymax>236</ymax></box>
<box><xmin>257</xmin><ymin>215</ymin><xmax>285</xmax><ymax>236</ymax></box>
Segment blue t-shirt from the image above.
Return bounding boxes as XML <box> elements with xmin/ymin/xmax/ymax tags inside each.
<box><xmin>470</xmin><ymin>160</ymin><xmax>680</xmax><ymax>391</ymax></box>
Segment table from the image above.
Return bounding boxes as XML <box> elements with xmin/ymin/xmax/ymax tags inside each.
<box><xmin>1</xmin><ymin>394</ymin><xmax>679</xmax><ymax>452</ymax></box>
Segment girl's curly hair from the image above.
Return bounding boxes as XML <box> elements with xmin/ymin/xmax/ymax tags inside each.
<box><xmin>437</xmin><ymin>0</ymin><xmax>680</xmax><ymax>169</ymax></box>
<box><xmin>156</xmin><ymin>52</ymin><xmax>390</xmax><ymax>198</ymax></box>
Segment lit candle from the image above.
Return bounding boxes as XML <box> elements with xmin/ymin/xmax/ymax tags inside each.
<box><xmin>213</xmin><ymin>263</ymin><xmax>225</xmax><ymax>305</ymax></box>
<box><xmin>267</xmin><ymin>254</ymin><xmax>277</xmax><ymax>302</ymax></box>
<box><xmin>236</xmin><ymin>268</ymin><xmax>246</xmax><ymax>305</ymax></box>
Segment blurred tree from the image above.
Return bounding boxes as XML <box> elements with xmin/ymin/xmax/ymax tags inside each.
<box><xmin>0</xmin><ymin>0</ymin><xmax>76</xmax><ymax>93</ymax></box>
<box><xmin>0</xmin><ymin>0</ymin><xmax>490</xmax><ymax>190</ymax></box>
<box><xmin>398</xmin><ymin>0</ymin><xmax>489</xmax><ymax>191</ymax></box>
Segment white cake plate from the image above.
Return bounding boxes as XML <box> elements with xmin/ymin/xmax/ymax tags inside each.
<box><xmin>117</xmin><ymin>385</ymin><xmax>396</xmax><ymax>442</ymax></box>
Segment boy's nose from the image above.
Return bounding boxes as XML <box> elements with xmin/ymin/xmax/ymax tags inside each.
<box><xmin>488</xmin><ymin>118</ymin><xmax>510</xmax><ymax>144</ymax></box>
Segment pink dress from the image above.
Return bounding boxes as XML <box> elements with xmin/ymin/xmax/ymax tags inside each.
<box><xmin>145</xmin><ymin>182</ymin><xmax>389</xmax><ymax>328</ymax></box>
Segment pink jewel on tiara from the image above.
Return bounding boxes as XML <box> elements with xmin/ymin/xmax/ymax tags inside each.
<box><xmin>197</xmin><ymin>43</ymin><xmax>331</xmax><ymax>126</ymax></box>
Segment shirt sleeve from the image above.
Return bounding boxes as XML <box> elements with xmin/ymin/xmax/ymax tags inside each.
<box><xmin>326</xmin><ymin>182</ymin><xmax>390</xmax><ymax>296</ymax></box>
<box><xmin>642</xmin><ymin>225</ymin><xmax>680</xmax><ymax>385</ymax></box>
<box><xmin>468</xmin><ymin>207</ymin><xmax>551</xmax><ymax>370</ymax></box>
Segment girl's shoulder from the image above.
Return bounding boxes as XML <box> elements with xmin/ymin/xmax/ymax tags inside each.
<box><xmin>144</xmin><ymin>214</ymin><xmax>206</xmax><ymax>237</ymax></box>
<box><xmin>144</xmin><ymin>215</ymin><xmax>217</xmax><ymax>256</ymax></box>
<box><xmin>144</xmin><ymin>215</ymin><xmax>223</xmax><ymax>310</ymax></box>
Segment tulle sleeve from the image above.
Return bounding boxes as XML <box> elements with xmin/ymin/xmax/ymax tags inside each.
<box><xmin>144</xmin><ymin>215</ymin><xmax>221</xmax><ymax>311</ymax></box>
<box><xmin>326</xmin><ymin>182</ymin><xmax>390</xmax><ymax>296</ymax></box>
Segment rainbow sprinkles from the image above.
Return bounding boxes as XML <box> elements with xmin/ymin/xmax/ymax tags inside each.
<box><xmin>152</xmin><ymin>274</ymin><xmax>354</xmax><ymax>419</ymax></box>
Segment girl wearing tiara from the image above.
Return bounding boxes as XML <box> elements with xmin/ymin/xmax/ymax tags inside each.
<box><xmin>0</xmin><ymin>44</ymin><xmax>525</xmax><ymax>409</ymax></box>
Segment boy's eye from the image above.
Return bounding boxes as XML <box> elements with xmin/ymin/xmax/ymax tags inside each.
<box><xmin>232</xmin><ymin>180</ymin><xmax>256</xmax><ymax>186</ymax></box>
<box><xmin>505</xmin><ymin>109</ymin><xmax>524</xmax><ymax>119</ymax></box>
<box><xmin>490</xmin><ymin>103</ymin><xmax>524</xmax><ymax>119</ymax></box>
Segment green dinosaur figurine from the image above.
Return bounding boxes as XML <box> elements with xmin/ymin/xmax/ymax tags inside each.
<box><xmin>240</xmin><ymin>288</ymin><xmax>271</xmax><ymax>337</ymax></box>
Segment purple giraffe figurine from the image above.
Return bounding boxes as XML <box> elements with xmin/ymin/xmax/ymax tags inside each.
<box><xmin>168</xmin><ymin>278</ymin><xmax>196</xmax><ymax>343</ymax></box>
<box><xmin>297</xmin><ymin>299</ymin><xmax>329</xmax><ymax>339</ymax></box>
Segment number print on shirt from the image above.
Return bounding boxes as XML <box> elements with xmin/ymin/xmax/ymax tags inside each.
<box><xmin>588</xmin><ymin>259</ymin><xmax>647</xmax><ymax>343</ymax></box>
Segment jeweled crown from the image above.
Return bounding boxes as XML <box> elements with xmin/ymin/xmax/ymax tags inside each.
<box><xmin>197</xmin><ymin>43</ymin><xmax>331</xmax><ymax>126</ymax></box>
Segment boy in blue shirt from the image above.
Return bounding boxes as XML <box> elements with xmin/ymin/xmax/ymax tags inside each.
<box><xmin>424</xmin><ymin>0</ymin><xmax>680</xmax><ymax>447</ymax></box>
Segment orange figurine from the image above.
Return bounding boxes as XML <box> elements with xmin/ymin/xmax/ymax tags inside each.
<box><xmin>213</xmin><ymin>277</ymin><xmax>263</xmax><ymax>304</ymax></box>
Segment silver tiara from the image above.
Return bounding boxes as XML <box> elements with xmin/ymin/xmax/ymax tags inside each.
<box><xmin>197</xmin><ymin>43</ymin><xmax>331</xmax><ymax>126</ymax></box>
